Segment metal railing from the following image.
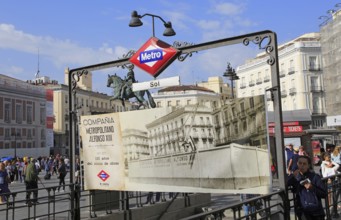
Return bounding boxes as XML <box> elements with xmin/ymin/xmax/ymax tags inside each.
<box><xmin>1</xmin><ymin>173</ymin><xmax>340</xmax><ymax>220</ymax></box>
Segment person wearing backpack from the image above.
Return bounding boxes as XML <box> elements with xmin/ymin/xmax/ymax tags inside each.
<box><xmin>287</xmin><ymin>155</ymin><xmax>327</xmax><ymax>220</ymax></box>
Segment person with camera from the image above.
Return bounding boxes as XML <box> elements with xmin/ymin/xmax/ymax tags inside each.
<box><xmin>287</xmin><ymin>155</ymin><xmax>327</xmax><ymax>220</ymax></box>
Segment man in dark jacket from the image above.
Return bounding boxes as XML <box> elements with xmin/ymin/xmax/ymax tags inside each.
<box><xmin>57</xmin><ymin>158</ymin><xmax>67</xmax><ymax>192</ymax></box>
<box><xmin>25</xmin><ymin>158</ymin><xmax>39</xmax><ymax>205</ymax></box>
<box><xmin>287</xmin><ymin>155</ymin><xmax>327</xmax><ymax>220</ymax></box>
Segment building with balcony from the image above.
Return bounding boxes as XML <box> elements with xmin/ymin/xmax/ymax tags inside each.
<box><xmin>0</xmin><ymin>74</ymin><xmax>49</xmax><ymax>158</ymax></box>
<box><xmin>152</xmin><ymin>85</ymin><xmax>222</xmax><ymax>110</ymax></box>
<box><xmin>236</xmin><ymin>33</ymin><xmax>326</xmax><ymax>129</ymax></box>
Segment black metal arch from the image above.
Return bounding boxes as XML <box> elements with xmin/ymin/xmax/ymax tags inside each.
<box><xmin>68</xmin><ymin>30</ymin><xmax>287</xmax><ymax>219</ymax></box>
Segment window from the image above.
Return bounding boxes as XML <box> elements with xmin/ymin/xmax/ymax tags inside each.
<box><xmin>249</xmin><ymin>97</ymin><xmax>255</xmax><ymax>109</ymax></box>
<box><xmin>16</xmin><ymin>105</ymin><xmax>22</xmax><ymax>124</ymax></box>
<box><xmin>313</xmin><ymin>97</ymin><xmax>319</xmax><ymax>113</ymax></box>
<box><xmin>176</xmin><ymin>100</ymin><xmax>180</xmax><ymax>106</ymax></box>
<box><xmin>86</xmin><ymin>99</ymin><xmax>88</xmax><ymax>107</ymax></box>
<box><xmin>243</xmin><ymin>119</ymin><xmax>247</xmax><ymax>132</ymax></box>
<box><xmin>27</xmin><ymin>105</ymin><xmax>33</xmax><ymax>124</ymax></box>
<box><xmin>167</xmin><ymin>101</ymin><xmax>172</xmax><ymax>107</ymax></box>
<box><xmin>65</xmin><ymin>95</ymin><xmax>68</xmax><ymax>103</ymax></box>
<box><xmin>309</xmin><ymin>56</ymin><xmax>317</xmax><ymax>69</ymax></box>
<box><xmin>4</xmin><ymin>102</ymin><xmax>11</xmax><ymax>123</ymax></box>
<box><xmin>311</xmin><ymin>77</ymin><xmax>319</xmax><ymax>90</ymax></box>
<box><xmin>240</xmin><ymin>102</ymin><xmax>245</xmax><ymax>112</ymax></box>
<box><xmin>233</xmin><ymin>123</ymin><xmax>238</xmax><ymax>134</ymax></box>
<box><xmin>4</xmin><ymin>129</ymin><xmax>10</xmax><ymax>140</ymax></box>
<box><xmin>40</xmin><ymin>108</ymin><xmax>46</xmax><ymax>125</ymax></box>
<box><xmin>27</xmin><ymin>129</ymin><xmax>32</xmax><ymax>139</ymax></box>
<box><xmin>187</xmin><ymin>100</ymin><xmax>191</xmax><ymax>105</ymax></box>
<box><xmin>41</xmin><ymin>129</ymin><xmax>46</xmax><ymax>139</ymax></box>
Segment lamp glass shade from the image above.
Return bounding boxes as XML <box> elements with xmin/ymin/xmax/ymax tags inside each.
<box><xmin>163</xmin><ymin>21</ymin><xmax>176</xmax><ymax>36</ymax></box>
<box><xmin>129</xmin><ymin>17</ymin><xmax>143</xmax><ymax>27</ymax></box>
<box><xmin>163</xmin><ymin>27</ymin><xmax>176</xmax><ymax>36</ymax></box>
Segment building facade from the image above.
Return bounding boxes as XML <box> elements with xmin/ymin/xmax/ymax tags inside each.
<box><xmin>0</xmin><ymin>74</ymin><xmax>49</xmax><ymax>158</ymax></box>
<box><xmin>321</xmin><ymin>10</ymin><xmax>341</xmax><ymax>125</ymax></box>
<box><xmin>30</xmin><ymin>71</ymin><xmax>132</xmax><ymax>156</ymax></box>
<box><xmin>152</xmin><ymin>85</ymin><xmax>222</xmax><ymax>109</ymax></box>
<box><xmin>236</xmin><ymin>33</ymin><xmax>326</xmax><ymax>129</ymax></box>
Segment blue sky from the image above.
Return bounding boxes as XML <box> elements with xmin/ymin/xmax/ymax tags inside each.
<box><xmin>0</xmin><ymin>0</ymin><xmax>337</xmax><ymax>94</ymax></box>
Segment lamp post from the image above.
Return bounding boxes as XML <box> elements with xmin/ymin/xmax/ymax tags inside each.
<box><xmin>223</xmin><ymin>62</ymin><xmax>239</xmax><ymax>99</ymax></box>
<box><xmin>129</xmin><ymin>10</ymin><xmax>176</xmax><ymax>37</ymax></box>
<box><xmin>11</xmin><ymin>132</ymin><xmax>20</xmax><ymax>159</ymax></box>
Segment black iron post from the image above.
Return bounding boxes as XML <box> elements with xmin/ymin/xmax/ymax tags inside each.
<box><xmin>11</xmin><ymin>133</ymin><xmax>19</xmax><ymax>159</ymax></box>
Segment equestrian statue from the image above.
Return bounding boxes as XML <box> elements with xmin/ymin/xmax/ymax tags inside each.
<box><xmin>107</xmin><ymin>69</ymin><xmax>156</xmax><ymax>109</ymax></box>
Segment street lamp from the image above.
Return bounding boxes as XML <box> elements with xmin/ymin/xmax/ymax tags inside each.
<box><xmin>129</xmin><ymin>10</ymin><xmax>176</xmax><ymax>37</ymax></box>
<box><xmin>11</xmin><ymin>132</ymin><xmax>20</xmax><ymax>159</ymax></box>
<box><xmin>223</xmin><ymin>62</ymin><xmax>239</xmax><ymax>99</ymax></box>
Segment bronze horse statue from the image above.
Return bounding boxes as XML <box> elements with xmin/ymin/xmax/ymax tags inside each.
<box><xmin>107</xmin><ymin>73</ymin><xmax>156</xmax><ymax>109</ymax></box>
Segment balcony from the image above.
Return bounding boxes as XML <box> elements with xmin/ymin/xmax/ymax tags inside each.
<box><xmin>240</xmin><ymin>83</ymin><xmax>246</xmax><ymax>89</ymax></box>
<box><xmin>256</xmin><ymin>78</ymin><xmax>263</xmax><ymax>85</ymax></box>
<box><xmin>249</xmin><ymin>80</ymin><xmax>255</xmax><ymax>87</ymax></box>
<box><xmin>310</xmin><ymin>86</ymin><xmax>324</xmax><ymax>92</ymax></box>
<box><xmin>288</xmin><ymin>67</ymin><xmax>295</xmax><ymax>75</ymax></box>
<box><xmin>281</xmin><ymin>90</ymin><xmax>287</xmax><ymax>98</ymax></box>
<box><xmin>308</xmin><ymin>64</ymin><xmax>321</xmax><ymax>71</ymax></box>
<box><xmin>279</xmin><ymin>70</ymin><xmax>286</xmax><ymax>78</ymax></box>
<box><xmin>311</xmin><ymin>108</ymin><xmax>327</xmax><ymax>115</ymax></box>
<box><xmin>289</xmin><ymin>88</ymin><xmax>297</xmax><ymax>96</ymax></box>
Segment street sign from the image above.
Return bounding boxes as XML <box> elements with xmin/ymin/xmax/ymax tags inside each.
<box><xmin>327</xmin><ymin>115</ymin><xmax>341</xmax><ymax>126</ymax></box>
<box><xmin>129</xmin><ymin>37</ymin><xmax>179</xmax><ymax>78</ymax></box>
<box><xmin>132</xmin><ymin>76</ymin><xmax>180</xmax><ymax>92</ymax></box>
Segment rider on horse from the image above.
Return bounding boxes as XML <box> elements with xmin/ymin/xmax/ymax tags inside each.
<box><xmin>120</xmin><ymin>70</ymin><xmax>136</xmax><ymax>100</ymax></box>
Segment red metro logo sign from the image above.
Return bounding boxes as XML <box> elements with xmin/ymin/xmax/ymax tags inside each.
<box><xmin>129</xmin><ymin>37</ymin><xmax>179</xmax><ymax>78</ymax></box>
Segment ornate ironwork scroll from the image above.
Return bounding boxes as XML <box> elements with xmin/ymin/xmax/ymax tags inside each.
<box><xmin>173</xmin><ymin>41</ymin><xmax>197</xmax><ymax>62</ymax></box>
<box><xmin>243</xmin><ymin>35</ymin><xmax>275</xmax><ymax>66</ymax></box>
<box><xmin>71</xmin><ymin>69</ymin><xmax>88</xmax><ymax>92</ymax></box>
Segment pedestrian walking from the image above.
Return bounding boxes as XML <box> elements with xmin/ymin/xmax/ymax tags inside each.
<box><xmin>287</xmin><ymin>147</ymin><xmax>300</xmax><ymax>174</ymax></box>
<box><xmin>25</xmin><ymin>158</ymin><xmax>39</xmax><ymax>205</ymax></box>
<box><xmin>285</xmin><ymin>144</ymin><xmax>294</xmax><ymax>171</ymax></box>
<box><xmin>0</xmin><ymin>162</ymin><xmax>11</xmax><ymax>203</ymax></box>
<box><xmin>57</xmin><ymin>158</ymin><xmax>67</xmax><ymax>192</ymax></box>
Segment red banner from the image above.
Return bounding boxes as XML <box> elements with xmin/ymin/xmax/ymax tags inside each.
<box><xmin>268</xmin><ymin>125</ymin><xmax>303</xmax><ymax>134</ymax></box>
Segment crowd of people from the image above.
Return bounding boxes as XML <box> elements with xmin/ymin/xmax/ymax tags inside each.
<box><xmin>0</xmin><ymin>154</ymin><xmax>72</xmax><ymax>205</ymax></box>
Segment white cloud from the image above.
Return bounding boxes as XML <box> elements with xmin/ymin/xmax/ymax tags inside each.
<box><xmin>211</xmin><ymin>2</ymin><xmax>245</xmax><ymax>16</ymax></box>
<box><xmin>0</xmin><ymin>23</ymin><xmax>129</xmax><ymax>69</ymax></box>
<box><xmin>197</xmin><ymin>20</ymin><xmax>221</xmax><ymax>30</ymax></box>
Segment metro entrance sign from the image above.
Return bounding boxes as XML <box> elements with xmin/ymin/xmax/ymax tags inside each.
<box><xmin>129</xmin><ymin>37</ymin><xmax>179</xmax><ymax>78</ymax></box>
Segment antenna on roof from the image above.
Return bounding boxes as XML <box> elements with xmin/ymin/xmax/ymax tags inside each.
<box><xmin>35</xmin><ymin>48</ymin><xmax>40</xmax><ymax>79</ymax></box>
